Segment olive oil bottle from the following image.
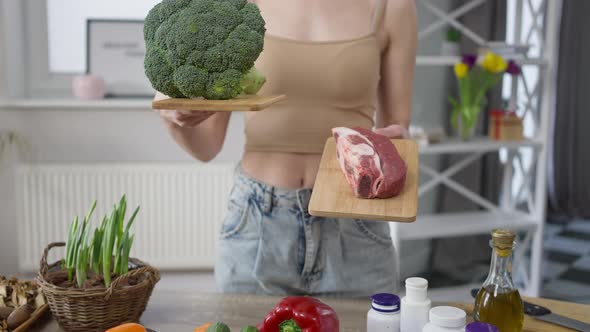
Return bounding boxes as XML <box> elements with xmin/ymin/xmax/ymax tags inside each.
<box><xmin>474</xmin><ymin>229</ymin><xmax>524</xmax><ymax>332</ymax></box>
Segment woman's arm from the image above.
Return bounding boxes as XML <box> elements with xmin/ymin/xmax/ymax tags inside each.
<box><xmin>155</xmin><ymin>92</ymin><xmax>231</xmax><ymax>162</ymax></box>
<box><xmin>376</xmin><ymin>0</ymin><xmax>417</xmax><ymax>131</ymax></box>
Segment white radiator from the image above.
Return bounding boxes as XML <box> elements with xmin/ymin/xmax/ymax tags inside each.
<box><xmin>16</xmin><ymin>163</ymin><xmax>235</xmax><ymax>272</ymax></box>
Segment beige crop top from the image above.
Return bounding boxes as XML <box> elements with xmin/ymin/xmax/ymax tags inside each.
<box><xmin>244</xmin><ymin>0</ymin><xmax>387</xmax><ymax>154</ymax></box>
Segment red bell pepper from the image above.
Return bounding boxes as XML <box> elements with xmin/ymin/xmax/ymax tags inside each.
<box><xmin>258</xmin><ymin>296</ymin><xmax>339</xmax><ymax>332</ymax></box>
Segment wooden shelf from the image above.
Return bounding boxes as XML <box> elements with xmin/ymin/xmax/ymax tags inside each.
<box><xmin>395</xmin><ymin>210</ymin><xmax>538</xmax><ymax>240</ymax></box>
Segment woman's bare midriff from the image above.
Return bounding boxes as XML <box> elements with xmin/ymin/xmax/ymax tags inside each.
<box><xmin>241</xmin><ymin>151</ymin><xmax>322</xmax><ymax>189</ymax></box>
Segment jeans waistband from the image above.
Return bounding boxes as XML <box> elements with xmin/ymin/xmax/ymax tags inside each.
<box><xmin>234</xmin><ymin>164</ymin><xmax>313</xmax><ymax>214</ymax></box>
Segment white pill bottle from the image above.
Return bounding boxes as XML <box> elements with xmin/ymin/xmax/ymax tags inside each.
<box><xmin>423</xmin><ymin>306</ymin><xmax>467</xmax><ymax>332</ymax></box>
<box><xmin>400</xmin><ymin>277</ymin><xmax>432</xmax><ymax>332</ymax></box>
<box><xmin>367</xmin><ymin>293</ymin><xmax>401</xmax><ymax>332</ymax></box>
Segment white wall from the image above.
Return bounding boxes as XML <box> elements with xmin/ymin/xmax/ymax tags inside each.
<box><xmin>0</xmin><ymin>1</ymin><xmax>17</xmax><ymax>274</ymax></box>
<box><xmin>0</xmin><ymin>109</ymin><xmax>245</xmax><ymax>163</ymax></box>
<box><xmin>0</xmin><ymin>1</ymin><xmax>6</xmax><ymax>97</ymax></box>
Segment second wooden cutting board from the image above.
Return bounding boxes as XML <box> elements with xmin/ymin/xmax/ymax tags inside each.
<box><xmin>309</xmin><ymin>138</ymin><xmax>418</xmax><ymax>222</ymax></box>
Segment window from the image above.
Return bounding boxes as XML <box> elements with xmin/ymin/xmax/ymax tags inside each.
<box><xmin>47</xmin><ymin>0</ymin><xmax>159</xmax><ymax>73</ymax></box>
<box><xmin>502</xmin><ymin>0</ymin><xmax>546</xmax><ymax>204</ymax></box>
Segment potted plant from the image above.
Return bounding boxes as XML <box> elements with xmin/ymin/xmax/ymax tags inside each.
<box><xmin>449</xmin><ymin>52</ymin><xmax>521</xmax><ymax>139</ymax></box>
<box><xmin>441</xmin><ymin>28</ymin><xmax>461</xmax><ymax>56</ymax></box>
<box><xmin>36</xmin><ymin>196</ymin><xmax>160</xmax><ymax>332</ymax></box>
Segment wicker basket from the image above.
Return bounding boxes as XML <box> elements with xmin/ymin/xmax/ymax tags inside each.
<box><xmin>37</xmin><ymin>242</ymin><xmax>160</xmax><ymax>332</ymax></box>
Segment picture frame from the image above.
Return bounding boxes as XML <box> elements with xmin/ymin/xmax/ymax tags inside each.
<box><xmin>86</xmin><ymin>19</ymin><xmax>154</xmax><ymax>98</ymax></box>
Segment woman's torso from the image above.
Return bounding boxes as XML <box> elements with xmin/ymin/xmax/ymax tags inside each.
<box><xmin>241</xmin><ymin>0</ymin><xmax>388</xmax><ymax>189</ymax></box>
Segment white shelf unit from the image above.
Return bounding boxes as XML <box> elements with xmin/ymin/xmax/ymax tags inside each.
<box><xmin>391</xmin><ymin>0</ymin><xmax>562</xmax><ymax>297</ymax></box>
<box><xmin>398</xmin><ymin>211</ymin><xmax>538</xmax><ymax>241</ymax></box>
<box><xmin>418</xmin><ymin>137</ymin><xmax>543</xmax><ymax>155</ymax></box>
<box><xmin>416</xmin><ymin>55</ymin><xmax>547</xmax><ymax>66</ymax></box>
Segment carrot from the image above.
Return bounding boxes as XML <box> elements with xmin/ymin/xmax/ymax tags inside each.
<box><xmin>194</xmin><ymin>322</ymin><xmax>213</xmax><ymax>332</ymax></box>
<box><xmin>105</xmin><ymin>322</ymin><xmax>147</xmax><ymax>332</ymax></box>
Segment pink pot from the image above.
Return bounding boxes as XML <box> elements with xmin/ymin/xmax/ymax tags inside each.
<box><xmin>72</xmin><ymin>75</ymin><xmax>106</xmax><ymax>100</ymax></box>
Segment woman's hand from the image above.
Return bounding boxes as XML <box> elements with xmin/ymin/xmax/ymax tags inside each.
<box><xmin>374</xmin><ymin>124</ymin><xmax>409</xmax><ymax>139</ymax></box>
<box><xmin>153</xmin><ymin>91</ymin><xmax>230</xmax><ymax>162</ymax></box>
<box><xmin>157</xmin><ymin>109</ymin><xmax>216</xmax><ymax>128</ymax></box>
<box><xmin>153</xmin><ymin>92</ymin><xmax>215</xmax><ymax>128</ymax></box>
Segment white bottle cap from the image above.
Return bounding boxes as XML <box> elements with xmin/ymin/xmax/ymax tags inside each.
<box><xmin>405</xmin><ymin>277</ymin><xmax>428</xmax><ymax>302</ymax></box>
<box><xmin>429</xmin><ymin>306</ymin><xmax>466</xmax><ymax>328</ymax></box>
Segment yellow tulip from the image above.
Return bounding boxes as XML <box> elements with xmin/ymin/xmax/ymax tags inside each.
<box><xmin>481</xmin><ymin>52</ymin><xmax>508</xmax><ymax>73</ymax></box>
<box><xmin>454</xmin><ymin>63</ymin><xmax>469</xmax><ymax>79</ymax></box>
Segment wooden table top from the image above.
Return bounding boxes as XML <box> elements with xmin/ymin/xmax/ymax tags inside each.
<box><xmin>32</xmin><ymin>291</ymin><xmax>590</xmax><ymax>332</ymax></box>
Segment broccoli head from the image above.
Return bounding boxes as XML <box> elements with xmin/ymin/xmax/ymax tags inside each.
<box><xmin>144</xmin><ymin>0</ymin><xmax>267</xmax><ymax>100</ymax></box>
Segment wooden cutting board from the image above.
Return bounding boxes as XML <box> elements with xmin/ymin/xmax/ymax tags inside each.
<box><xmin>152</xmin><ymin>94</ymin><xmax>286</xmax><ymax>112</ymax></box>
<box><xmin>309</xmin><ymin>138</ymin><xmax>418</xmax><ymax>222</ymax></box>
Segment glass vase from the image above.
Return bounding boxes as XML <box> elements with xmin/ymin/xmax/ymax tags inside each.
<box><xmin>452</xmin><ymin>104</ymin><xmax>481</xmax><ymax>140</ymax></box>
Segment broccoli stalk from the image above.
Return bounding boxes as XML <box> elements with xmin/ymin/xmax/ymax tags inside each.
<box><xmin>240</xmin><ymin>67</ymin><xmax>266</xmax><ymax>95</ymax></box>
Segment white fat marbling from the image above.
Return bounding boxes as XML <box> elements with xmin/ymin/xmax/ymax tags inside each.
<box><xmin>333</xmin><ymin>127</ymin><xmax>384</xmax><ymax>196</ymax></box>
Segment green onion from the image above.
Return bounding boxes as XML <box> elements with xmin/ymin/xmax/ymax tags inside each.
<box><xmin>124</xmin><ymin>206</ymin><xmax>140</xmax><ymax>235</ymax></box>
<box><xmin>65</xmin><ymin>216</ymin><xmax>79</xmax><ymax>281</ymax></box>
<box><xmin>90</xmin><ymin>219</ymin><xmax>104</xmax><ymax>275</ymax></box>
<box><xmin>102</xmin><ymin>206</ymin><xmax>118</xmax><ymax>287</ymax></box>
<box><xmin>64</xmin><ymin>196</ymin><xmax>139</xmax><ymax>288</ymax></box>
<box><xmin>114</xmin><ymin>205</ymin><xmax>140</xmax><ymax>275</ymax></box>
<box><xmin>75</xmin><ymin>225</ymin><xmax>91</xmax><ymax>288</ymax></box>
<box><xmin>121</xmin><ymin>234</ymin><xmax>134</xmax><ymax>275</ymax></box>
<box><xmin>113</xmin><ymin>196</ymin><xmax>126</xmax><ymax>275</ymax></box>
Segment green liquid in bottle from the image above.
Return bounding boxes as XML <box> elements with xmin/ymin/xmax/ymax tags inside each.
<box><xmin>474</xmin><ymin>229</ymin><xmax>524</xmax><ymax>332</ymax></box>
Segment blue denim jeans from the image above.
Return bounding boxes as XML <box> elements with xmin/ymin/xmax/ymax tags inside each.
<box><xmin>214</xmin><ymin>166</ymin><xmax>398</xmax><ymax>297</ymax></box>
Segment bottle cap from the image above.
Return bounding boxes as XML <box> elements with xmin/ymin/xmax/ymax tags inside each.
<box><xmin>466</xmin><ymin>322</ymin><xmax>499</xmax><ymax>332</ymax></box>
<box><xmin>429</xmin><ymin>306</ymin><xmax>466</xmax><ymax>328</ymax></box>
<box><xmin>491</xmin><ymin>229</ymin><xmax>516</xmax><ymax>249</ymax></box>
<box><xmin>491</xmin><ymin>229</ymin><xmax>516</xmax><ymax>257</ymax></box>
<box><xmin>370</xmin><ymin>293</ymin><xmax>400</xmax><ymax>313</ymax></box>
<box><xmin>406</xmin><ymin>277</ymin><xmax>428</xmax><ymax>288</ymax></box>
<box><xmin>405</xmin><ymin>277</ymin><xmax>428</xmax><ymax>302</ymax></box>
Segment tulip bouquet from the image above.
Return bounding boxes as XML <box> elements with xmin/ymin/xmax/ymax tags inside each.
<box><xmin>449</xmin><ymin>52</ymin><xmax>521</xmax><ymax>139</ymax></box>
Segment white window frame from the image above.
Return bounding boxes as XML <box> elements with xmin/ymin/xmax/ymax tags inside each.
<box><xmin>0</xmin><ymin>0</ymin><xmax>27</xmax><ymax>98</ymax></box>
<box><xmin>1</xmin><ymin>0</ymin><xmax>100</xmax><ymax>98</ymax></box>
<box><xmin>24</xmin><ymin>0</ymin><xmax>73</xmax><ymax>97</ymax></box>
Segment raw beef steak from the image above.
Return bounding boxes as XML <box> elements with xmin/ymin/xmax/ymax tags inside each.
<box><xmin>332</xmin><ymin>127</ymin><xmax>407</xmax><ymax>198</ymax></box>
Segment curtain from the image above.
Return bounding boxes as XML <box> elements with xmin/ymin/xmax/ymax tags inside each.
<box><xmin>428</xmin><ymin>0</ymin><xmax>506</xmax><ymax>286</ymax></box>
<box><xmin>548</xmin><ymin>0</ymin><xmax>590</xmax><ymax>219</ymax></box>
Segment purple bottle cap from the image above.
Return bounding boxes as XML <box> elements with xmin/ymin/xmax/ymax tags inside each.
<box><xmin>370</xmin><ymin>293</ymin><xmax>400</xmax><ymax>313</ymax></box>
<box><xmin>466</xmin><ymin>322</ymin><xmax>499</xmax><ymax>332</ymax></box>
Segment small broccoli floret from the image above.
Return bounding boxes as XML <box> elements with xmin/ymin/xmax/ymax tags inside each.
<box><xmin>144</xmin><ymin>47</ymin><xmax>184</xmax><ymax>98</ymax></box>
<box><xmin>174</xmin><ymin>65</ymin><xmax>208</xmax><ymax>97</ymax></box>
<box><xmin>202</xmin><ymin>44</ymin><xmax>227</xmax><ymax>72</ymax></box>
<box><xmin>240</xmin><ymin>3</ymin><xmax>266</xmax><ymax>33</ymax></box>
<box><xmin>144</xmin><ymin>2</ymin><xmax>164</xmax><ymax>43</ymax></box>
<box><xmin>159</xmin><ymin>0</ymin><xmax>193</xmax><ymax>19</ymax></box>
<box><xmin>206</xmin><ymin>69</ymin><xmax>243</xmax><ymax>100</ymax></box>
<box><xmin>227</xmin><ymin>0</ymin><xmax>247</xmax><ymax>10</ymax></box>
<box><xmin>186</xmin><ymin>50</ymin><xmax>205</xmax><ymax>67</ymax></box>
<box><xmin>144</xmin><ymin>0</ymin><xmax>267</xmax><ymax>100</ymax></box>
<box><xmin>240</xmin><ymin>67</ymin><xmax>266</xmax><ymax>95</ymax></box>
<box><xmin>224</xmin><ymin>23</ymin><xmax>264</xmax><ymax>72</ymax></box>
